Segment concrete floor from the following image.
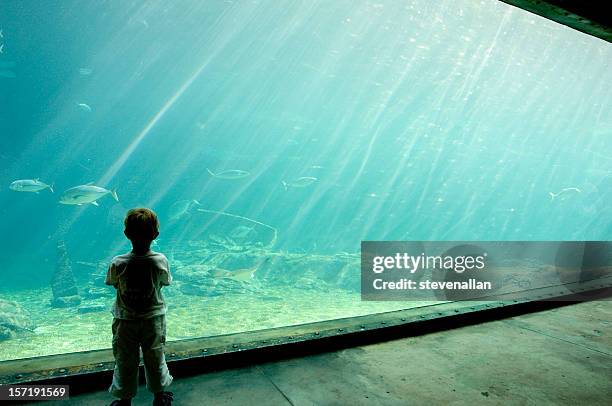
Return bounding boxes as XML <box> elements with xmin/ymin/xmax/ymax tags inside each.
<box><xmin>35</xmin><ymin>300</ymin><xmax>611</xmax><ymax>405</ymax></box>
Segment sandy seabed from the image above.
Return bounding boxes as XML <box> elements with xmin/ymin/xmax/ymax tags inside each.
<box><xmin>0</xmin><ymin>285</ymin><xmax>427</xmax><ymax>362</ymax></box>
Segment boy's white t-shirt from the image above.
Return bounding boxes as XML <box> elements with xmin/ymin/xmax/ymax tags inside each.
<box><xmin>105</xmin><ymin>250</ymin><xmax>172</xmax><ymax>320</ymax></box>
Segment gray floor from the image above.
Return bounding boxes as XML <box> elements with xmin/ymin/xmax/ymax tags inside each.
<box><xmin>38</xmin><ymin>300</ymin><xmax>611</xmax><ymax>405</ymax></box>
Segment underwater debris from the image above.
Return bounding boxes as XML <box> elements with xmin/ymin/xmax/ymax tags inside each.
<box><xmin>51</xmin><ymin>241</ymin><xmax>82</xmax><ymax>308</ymax></box>
<box><xmin>9</xmin><ymin>178</ymin><xmax>54</xmax><ymax>193</ymax></box>
<box><xmin>196</xmin><ymin>208</ymin><xmax>278</xmax><ymax>248</ymax></box>
<box><xmin>170</xmin><ymin>238</ymin><xmax>361</xmax><ymax>294</ymax></box>
<box><xmin>549</xmin><ymin>187</ymin><xmax>581</xmax><ymax>201</ymax></box>
<box><xmin>59</xmin><ymin>184</ymin><xmax>119</xmax><ymax>206</ymax></box>
<box><xmin>208</xmin><ymin>233</ymin><xmax>230</xmax><ymax>246</ymax></box>
<box><xmin>281</xmin><ymin>176</ymin><xmax>318</xmax><ymax>190</ymax></box>
<box><xmin>206</xmin><ymin>168</ymin><xmax>250</xmax><ymax>179</ymax></box>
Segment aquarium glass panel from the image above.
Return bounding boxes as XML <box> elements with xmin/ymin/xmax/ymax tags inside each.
<box><xmin>0</xmin><ymin>0</ymin><xmax>610</xmax><ymax>361</ymax></box>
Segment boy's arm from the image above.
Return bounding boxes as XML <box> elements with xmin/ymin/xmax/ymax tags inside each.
<box><xmin>160</xmin><ymin>257</ymin><xmax>172</xmax><ymax>286</ymax></box>
<box><xmin>105</xmin><ymin>262</ymin><xmax>118</xmax><ymax>287</ymax></box>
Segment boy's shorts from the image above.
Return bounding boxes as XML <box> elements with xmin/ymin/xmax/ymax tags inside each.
<box><xmin>109</xmin><ymin>315</ymin><xmax>173</xmax><ymax>399</ymax></box>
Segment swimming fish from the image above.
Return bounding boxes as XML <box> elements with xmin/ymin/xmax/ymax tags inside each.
<box><xmin>78</xmin><ymin>67</ymin><xmax>93</xmax><ymax>76</ymax></box>
<box><xmin>282</xmin><ymin>177</ymin><xmax>318</xmax><ymax>190</ymax></box>
<box><xmin>206</xmin><ymin>168</ymin><xmax>250</xmax><ymax>179</ymax></box>
<box><xmin>549</xmin><ymin>187</ymin><xmax>581</xmax><ymax>201</ymax></box>
<box><xmin>59</xmin><ymin>183</ymin><xmax>118</xmax><ymax>206</ymax></box>
<box><xmin>77</xmin><ymin>103</ymin><xmax>92</xmax><ymax>112</ymax></box>
<box><xmin>9</xmin><ymin>179</ymin><xmax>54</xmax><ymax>193</ymax></box>
<box><xmin>210</xmin><ymin>268</ymin><xmax>255</xmax><ymax>282</ymax></box>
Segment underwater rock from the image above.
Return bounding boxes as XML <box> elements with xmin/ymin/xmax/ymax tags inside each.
<box><xmin>0</xmin><ymin>299</ymin><xmax>35</xmax><ymax>341</ymax></box>
<box><xmin>77</xmin><ymin>304</ymin><xmax>106</xmax><ymax>314</ymax></box>
<box><xmin>51</xmin><ymin>295</ymin><xmax>82</xmax><ymax>308</ymax></box>
<box><xmin>51</xmin><ymin>241</ymin><xmax>81</xmax><ymax>307</ymax></box>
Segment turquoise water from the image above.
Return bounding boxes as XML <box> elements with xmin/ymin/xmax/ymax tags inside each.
<box><xmin>0</xmin><ymin>1</ymin><xmax>611</xmax><ymax>359</ymax></box>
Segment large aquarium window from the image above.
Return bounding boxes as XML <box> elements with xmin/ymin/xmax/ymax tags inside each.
<box><xmin>1</xmin><ymin>0</ymin><xmax>610</xmax><ymax>362</ymax></box>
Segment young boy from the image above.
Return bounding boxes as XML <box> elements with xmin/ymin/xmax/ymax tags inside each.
<box><xmin>106</xmin><ymin>208</ymin><xmax>174</xmax><ymax>406</ymax></box>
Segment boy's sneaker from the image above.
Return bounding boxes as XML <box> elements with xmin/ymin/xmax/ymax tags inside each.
<box><xmin>153</xmin><ymin>391</ymin><xmax>174</xmax><ymax>406</ymax></box>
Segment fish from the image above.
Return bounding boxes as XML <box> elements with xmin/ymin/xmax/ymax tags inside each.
<box><xmin>210</xmin><ymin>268</ymin><xmax>256</xmax><ymax>282</ymax></box>
<box><xmin>282</xmin><ymin>176</ymin><xmax>318</xmax><ymax>190</ymax></box>
<box><xmin>77</xmin><ymin>103</ymin><xmax>92</xmax><ymax>112</ymax></box>
<box><xmin>78</xmin><ymin>67</ymin><xmax>93</xmax><ymax>76</ymax></box>
<box><xmin>206</xmin><ymin>168</ymin><xmax>250</xmax><ymax>179</ymax></box>
<box><xmin>9</xmin><ymin>179</ymin><xmax>54</xmax><ymax>193</ymax></box>
<box><xmin>59</xmin><ymin>183</ymin><xmax>119</xmax><ymax>206</ymax></box>
<box><xmin>549</xmin><ymin>187</ymin><xmax>581</xmax><ymax>201</ymax></box>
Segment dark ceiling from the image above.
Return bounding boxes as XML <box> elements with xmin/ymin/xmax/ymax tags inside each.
<box><xmin>500</xmin><ymin>0</ymin><xmax>612</xmax><ymax>43</ymax></box>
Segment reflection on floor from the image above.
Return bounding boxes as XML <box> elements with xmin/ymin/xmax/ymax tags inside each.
<box><xmin>28</xmin><ymin>300</ymin><xmax>611</xmax><ymax>405</ymax></box>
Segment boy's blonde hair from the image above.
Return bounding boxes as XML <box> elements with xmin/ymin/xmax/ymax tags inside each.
<box><xmin>124</xmin><ymin>208</ymin><xmax>159</xmax><ymax>241</ymax></box>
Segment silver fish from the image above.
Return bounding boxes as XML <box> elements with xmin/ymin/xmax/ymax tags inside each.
<box><xmin>60</xmin><ymin>184</ymin><xmax>118</xmax><ymax>206</ymax></box>
<box><xmin>10</xmin><ymin>179</ymin><xmax>54</xmax><ymax>193</ymax></box>
<box><xmin>206</xmin><ymin>168</ymin><xmax>250</xmax><ymax>179</ymax></box>
<box><xmin>282</xmin><ymin>177</ymin><xmax>318</xmax><ymax>190</ymax></box>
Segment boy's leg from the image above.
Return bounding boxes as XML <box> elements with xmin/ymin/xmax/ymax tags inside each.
<box><xmin>109</xmin><ymin>318</ymin><xmax>141</xmax><ymax>399</ymax></box>
<box><xmin>141</xmin><ymin>315</ymin><xmax>173</xmax><ymax>394</ymax></box>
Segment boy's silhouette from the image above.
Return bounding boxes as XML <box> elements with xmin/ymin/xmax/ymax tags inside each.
<box><xmin>106</xmin><ymin>208</ymin><xmax>174</xmax><ymax>406</ymax></box>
